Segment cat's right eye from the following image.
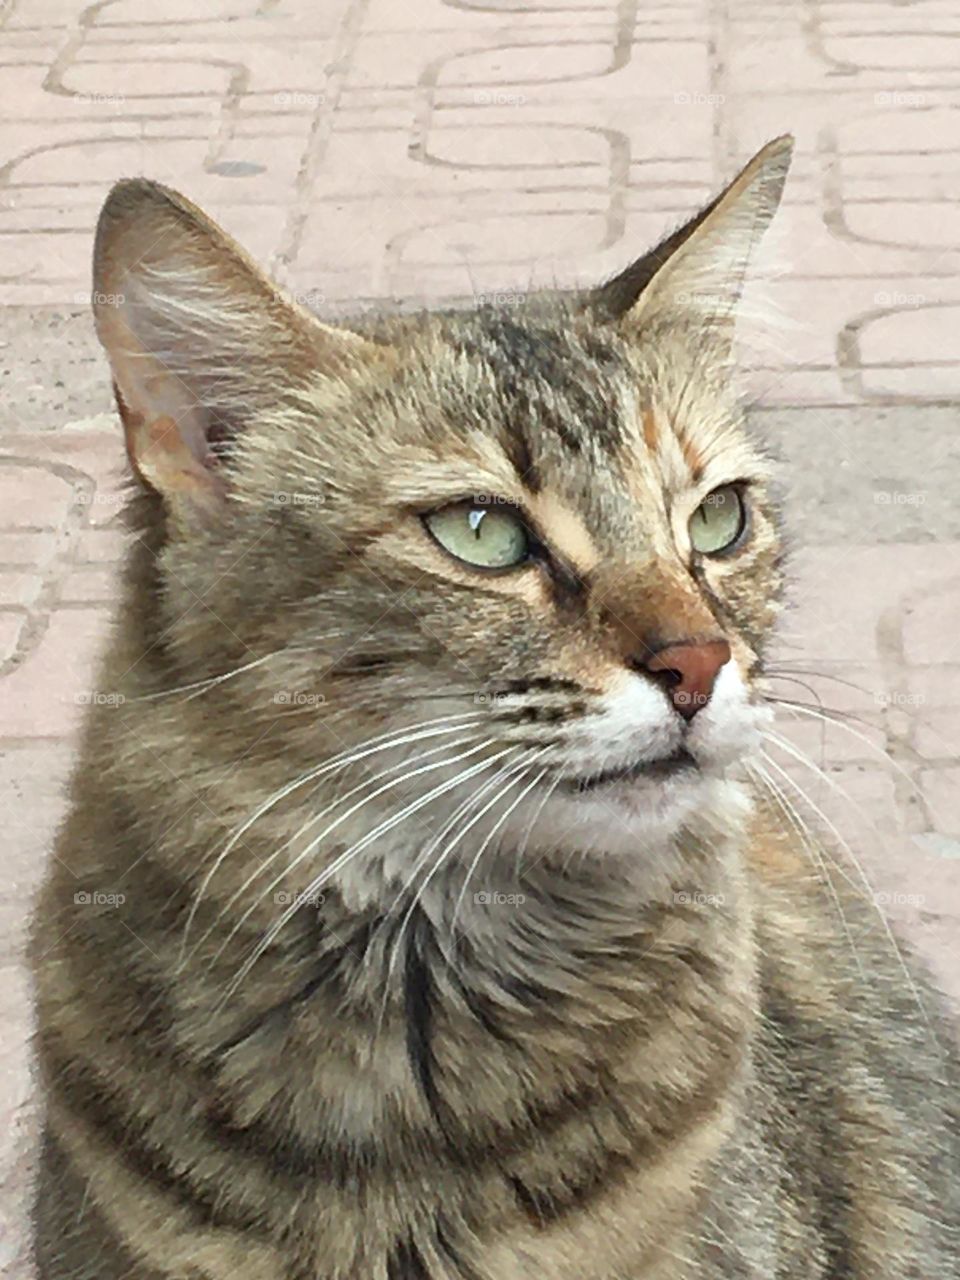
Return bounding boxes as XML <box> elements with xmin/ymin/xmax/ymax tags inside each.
<box><xmin>423</xmin><ymin>501</ymin><xmax>530</xmax><ymax>570</ymax></box>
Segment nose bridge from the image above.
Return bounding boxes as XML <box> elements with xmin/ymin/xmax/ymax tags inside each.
<box><xmin>590</xmin><ymin>560</ymin><xmax>719</xmax><ymax>661</ymax></box>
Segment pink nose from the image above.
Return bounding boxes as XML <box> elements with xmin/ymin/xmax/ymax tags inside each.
<box><xmin>642</xmin><ymin>640</ymin><xmax>731</xmax><ymax>719</ymax></box>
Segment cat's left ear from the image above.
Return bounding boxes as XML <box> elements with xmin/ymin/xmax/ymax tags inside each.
<box><xmin>92</xmin><ymin>180</ymin><xmax>381</xmax><ymax>508</ymax></box>
<box><xmin>591</xmin><ymin>135</ymin><xmax>793</xmax><ymax>349</ymax></box>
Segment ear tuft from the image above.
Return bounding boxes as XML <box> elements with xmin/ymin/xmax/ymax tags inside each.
<box><xmin>592</xmin><ymin>135</ymin><xmax>794</xmax><ymax>350</ymax></box>
<box><xmin>92</xmin><ymin>180</ymin><xmax>376</xmax><ymax>507</ymax></box>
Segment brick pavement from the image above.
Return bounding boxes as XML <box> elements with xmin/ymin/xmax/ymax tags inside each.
<box><xmin>2</xmin><ymin>0</ymin><xmax>960</xmax><ymax>1272</ymax></box>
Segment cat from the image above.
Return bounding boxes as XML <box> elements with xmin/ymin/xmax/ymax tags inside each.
<box><xmin>29</xmin><ymin>135</ymin><xmax>959</xmax><ymax>1279</ymax></box>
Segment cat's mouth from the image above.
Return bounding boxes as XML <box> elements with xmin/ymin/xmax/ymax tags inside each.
<box><xmin>558</xmin><ymin>747</ymin><xmax>698</xmax><ymax>794</ymax></box>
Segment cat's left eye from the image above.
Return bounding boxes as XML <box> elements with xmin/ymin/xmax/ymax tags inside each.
<box><xmin>689</xmin><ymin>485</ymin><xmax>747</xmax><ymax>555</ymax></box>
<box><xmin>424</xmin><ymin>501</ymin><xmax>530</xmax><ymax>570</ymax></box>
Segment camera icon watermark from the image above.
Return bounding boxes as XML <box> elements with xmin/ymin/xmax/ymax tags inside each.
<box><xmin>274</xmin><ymin>691</ymin><xmax>326</xmax><ymax>707</ymax></box>
<box><xmin>75</xmin><ymin>290</ymin><xmax>125</xmax><ymax>308</ymax></box>
<box><xmin>473</xmin><ymin>89</ymin><xmax>526</xmax><ymax>107</ymax></box>
<box><xmin>274</xmin><ymin>889</ymin><xmax>326</xmax><ymax>908</ymax></box>
<box><xmin>474</xmin><ymin>290</ymin><xmax>526</xmax><ymax>307</ymax></box>
<box><xmin>75</xmin><ymin>690</ymin><xmax>125</xmax><ymax>707</ymax></box>
<box><xmin>874</xmin><ymin>90</ymin><xmax>925</xmax><ymax>107</ymax></box>
<box><xmin>273</xmin><ymin>490</ymin><xmax>326</xmax><ymax>508</ymax></box>
<box><xmin>875</xmin><ymin>691</ymin><xmax>925</xmax><ymax>708</ymax></box>
<box><xmin>873</xmin><ymin>490</ymin><xmax>926</xmax><ymax>506</ymax></box>
<box><xmin>674</xmin><ymin>91</ymin><xmax>725</xmax><ymax>107</ymax></box>
<box><xmin>874</xmin><ymin>290</ymin><xmax>926</xmax><ymax>307</ymax></box>
<box><xmin>874</xmin><ymin>890</ymin><xmax>924</xmax><ymax>908</ymax></box>
<box><xmin>74</xmin><ymin>890</ymin><xmax>126</xmax><ymax>907</ymax></box>
<box><xmin>274</xmin><ymin>91</ymin><xmax>325</xmax><ymax>108</ymax></box>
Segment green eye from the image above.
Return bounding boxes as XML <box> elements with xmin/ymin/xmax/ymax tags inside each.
<box><xmin>424</xmin><ymin>501</ymin><xmax>529</xmax><ymax>570</ymax></box>
<box><xmin>689</xmin><ymin>485</ymin><xmax>747</xmax><ymax>555</ymax></box>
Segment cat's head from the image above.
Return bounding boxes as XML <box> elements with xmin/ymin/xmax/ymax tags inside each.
<box><xmin>92</xmin><ymin>137</ymin><xmax>791</xmax><ymax>881</ymax></box>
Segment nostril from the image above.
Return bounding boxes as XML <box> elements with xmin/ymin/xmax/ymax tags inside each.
<box><xmin>630</xmin><ymin>655</ymin><xmax>682</xmax><ymax>686</ymax></box>
<box><xmin>637</xmin><ymin>639</ymin><xmax>731</xmax><ymax>720</ymax></box>
<box><xmin>658</xmin><ymin>666</ymin><xmax>683</xmax><ymax>688</ymax></box>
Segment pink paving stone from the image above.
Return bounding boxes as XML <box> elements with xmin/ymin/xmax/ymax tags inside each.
<box><xmin>0</xmin><ymin>607</ymin><xmax>112</xmax><ymax>738</ymax></box>
<box><xmin>820</xmin><ymin>34</ymin><xmax>960</xmax><ymax>70</ymax></box>
<box><xmin>95</xmin><ymin>0</ymin><xmax>263</xmax><ymax>21</ymax></box>
<box><xmin>60</xmin><ymin>565</ymin><xmax>122</xmax><ymax>605</ymax></box>
<box><xmin>728</xmin><ymin>32</ymin><xmax>828</xmax><ymax>91</ymax></box>
<box><xmin>746</xmin><ymin>365</ymin><xmax>855</xmax><ymax>408</ymax></box>
<box><xmin>910</xmin><ymin>913</ymin><xmax>960</xmax><ymax>1010</ymax></box>
<box><xmin>903</xmin><ymin>575</ymin><xmax>960</xmax><ymax>665</ymax></box>
<box><xmin>773</xmin><ymin>712</ymin><xmax>887</xmax><ymax>766</ymax></box>
<box><xmin>397</xmin><ymin>209</ymin><xmax>611</xmax><ymax>270</ymax></box>
<box><xmin>0</xmin><ymin>462</ymin><xmax>74</xmax><ymax>531</ymax></box>
<box><xmin>838</xmin><ymin>206</ymin><xmax>959</xmax><ymax>261</ymax></box>
<box><xmin>98</xmin><ymin>0</ymin><xmax>351</xmax><ymax>30</ymax></box>
<box><xmin>297</xmin><ymin>192</ymin><xmax>607</xmax><ymax>278</ymax></box>
<box><xmin>65</xmin><ymin>41</ymin><xmax>338</xmax><ymax>98</ymax></box>
<box><xmin>360</xmin><ymin>0</ymin><xmax>623</xmax><ymax>30</ymax></box>
<box><xmin>768</xmin><ymin>664</ymin><xmax>892</xmax><ymax>715</ymax></box>
<box><xmin>913</xmin><ymin>710</ymin><xmax>960</xmax><ymax>763</ymax></box>
<box><xmin>920</xmin><ymin>767</ymin><xmax>960</xmax><ymax>839</ymax></box>
<box><xmin>5</xmin><ymin>135</ymin><xmax>208</xmax><ymax>187</ymax></box>
<box><xmin>323</xmin><ymin>123</ymin><xmax>612</xmax><ymax>196</ymax></box>
<box><xmin>0</xmin><ymin>615</ymin><xmax>26</xmax><ymax>667</ymax></box>
<box><xmin>0</xmin><ymin>533</ymin><xmax>57</xmax><ymax>569</ymax></box>
<box><xmin>857</xmin><ymin>304</ymin><xmax>960</xmax><ymax>368</ymax></box>
<box><xmin>908</xmin><ymin>665</ymin><xmax>960</xmax><ymax>707</ymax></box>
<box><xmin>856</xmin><ymin>363</ymin><xmax>960</xmax><ymax>402</ymax></box>
<box><xmin>0</xmin><ymin>230</ymin><xmax>101</xmax><ymax>297</ymax></box>
<box><xmin>61</xmin><ymin>58</ymin><xmax>233</xmax><ymax>99</ymax></box>
<box><xmin>435</xmin><ymin>39</ymin><xmax>627</xmax><ymax>88</ymax></box>
<box><xmin>781</xmin><ymin>544</ymin><xmax>960</xmax><ymax>666</ymax></box>
<box><xmin>0</xmin><ymin>573</ymin><xmax>43</xmax><ymax>609</ymax></box>
<box><xmin>75</xmin><ymin>527</ymin><xmax>131</xmax><ymax>564</ymax></box>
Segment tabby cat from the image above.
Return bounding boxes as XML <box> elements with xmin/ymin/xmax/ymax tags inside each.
<box><xmin>30</xmin><ymin>136</ymin><xmax>959</xmax><ymax>1279</ymax></box>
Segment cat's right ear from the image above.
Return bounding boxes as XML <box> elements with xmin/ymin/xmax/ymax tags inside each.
<box><xmin>590</xmin><ymin>135</ymin><xmax>793</xmax><ymax>353</ymax></box>
<box><xmin>92</xmin><ymin>181</ymin><xmax>379</xmax><ymax>508</ymax></box>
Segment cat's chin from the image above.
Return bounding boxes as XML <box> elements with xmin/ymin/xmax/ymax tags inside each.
<box><xmin>520</xmin><ymin>767</ymin><xmax>752</xmax><ymax>860</ymax></box>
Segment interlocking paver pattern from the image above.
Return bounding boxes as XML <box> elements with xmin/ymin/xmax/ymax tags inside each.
<box><xmin>2</xmin><ymin>1</ymin><xmax>959</xmax><ymax>1273</ymax></box>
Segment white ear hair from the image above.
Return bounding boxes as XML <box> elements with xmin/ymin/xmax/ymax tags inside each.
<box><xmin>92</xmin><ymin>180</ymin><xmax>375</xmax><ymax>503</ymax></box>
<box><xmin>595</xmin><ymin>136</ymin><xmax>794</xmax><ymax>354</ymax></box>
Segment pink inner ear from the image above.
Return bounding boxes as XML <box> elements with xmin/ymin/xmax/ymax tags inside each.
<box><xmin>116</xmin><ymin>391</ymin><xmax>224</xmax><ymax>506</ymax></box>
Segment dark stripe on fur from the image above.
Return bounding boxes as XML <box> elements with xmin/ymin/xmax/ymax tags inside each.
<box><xmin>507</xmin><ymin>1062</ymin><xmax>735</xmax><ymax>1227</ymax></box>
<box><xmin>33</xmin><ymin>1129</ymin><xmax>169</xmax><ymax>1280</ymax></box>
<box><xmin>216</xmin><ymin>919</ymin><xmax>378</xmax><ymax>1056</ymax></box>
<box><xmin>43</xmin><ymin>1036</ymin><xmax>265</xmax><ymax>1234</ymax></box>
<box><xmin>436</xmin><ymin>1215</ymin><xmax>482</xmax><ymax>1280</ymax></box>
<box><xmin>387</xmin><ymin>1239</ymin><xmax>432</xmax><ymax>1280</ymax></box>
<box><xmin>403</xmin><ymin>911</ymin><xmax>448</xmax><ymax>1132</ymax></box>
<box><xmin>763</xmin><ymin>984</ymin><xmax>856</xmax><ymax>1275</ymax></box>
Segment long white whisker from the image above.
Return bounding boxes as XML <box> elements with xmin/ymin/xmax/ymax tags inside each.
<box><xmin>184</xmin><ymin>734</ymin><xmax>479</xmax><ymax>964</ymax></box>
<box><xmin>132</xmin><ymin>651</ymin><xmax>281</xmax><ymax>702</ymax></box>
<box><xmin>762</xmin><ymin>732</ymin><xmax>931</xmax><ymax>1027</ymax></box>
<box><xmin>750</xmin><ymin>758</ymin><xmax>866</xmax><ymax>982</ymax></box>
<box><xmin>373</xmin><ymin>749</ymin><xmax>528</xmax><ymax>1033</ymax></box>
<box><xmin>449</xmin><ymin>760</ymin><xmax>550</xmax><ymax>942</ymax></box>
<box><xmin>217</xmin><ymin>745</ymin><xmax>513</xmax><ymax>1005</ymax></box>
<box><xmin>179</xmin><ymin>714</ymin><xmax>480</xmax><ymax>959</ymax></box>
<box><xmin>209</xmin><ymin>741</ymin><xmax>498</xmax><ymax>980</ymax></box>
<box><xmin>514</xmin><ymin>768</ymin><xmax>562</xmax><ymax>872</ymax></box>
<box><xmin>770</xmin><ymin>699</ymin><xmax>934</xmax><ymax>816</ymax></box>
<box><xmin>382</xmin><ymin>751</ymin><xmax>528</xmax><ymax>926</ymax></box>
